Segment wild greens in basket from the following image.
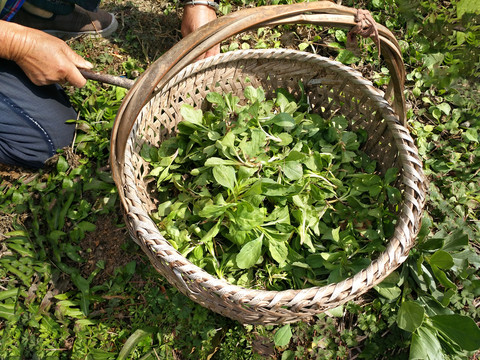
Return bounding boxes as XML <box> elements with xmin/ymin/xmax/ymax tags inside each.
<box><xmin>141</xmin><ymin>86</ymin><xmax>401</xmax><ymax>290</ymax></box>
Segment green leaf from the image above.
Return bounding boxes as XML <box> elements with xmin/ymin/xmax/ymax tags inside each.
<box><xmin>268</xmin><ymin>239</ymin><xmax>289</xmax><ymax>265</ymax></box>
<box><xmin>56</xmin><ymin>155</ymin><xmax>69</xmax><ymax>173</ymax></box>
<box><xmin>212</xmin><ymin>165</ymin><xmax>236</xmax><ymax>190</ymax></box>
<box><xmin>457</xmin><ymin>0</ymin><xmax>480</xmax><ymax>17</ymax></box>
<box><xmin>206</xmin><ymin>92</ymin><xmax>225</xmax><ymax>106</ymax></box>
<box><xmin>271</xmin><ymin>113</ymin><xmax>296</xmax><ymax>129</ymax></box>
<box><xmin>277</xmin><ymin>133</ymin><xmax>293</xmax><ymax>146</ymax></box>
<box><xmin>260</xmin><ymin>179</ymin><xmax>302</xmax><ymax>197</ymax></box>
<box><xmin>442</xmin><ymin>229</ymin><xmax>469</xmax><ymax>252</ymax></box>
<box><xmin>4</xmin><ymin>230</ymin><xmax>29</xmax><ymax>237</ymax></box>
<box><xmin>0</xmin><ymin>304</ymin><xmax>16</xmax><ymax>321</ymax></box>
<box><xmin>298</xmin><ymin>42</ymin><xmax>309</xmax><ymax>51</ymax></box>
<box><xmin>87</xmin><ymin>348</ymin><xmax>115</xmax><ymax>360</ymax></box>
<box><xmin>384</xmin><ymin>167</ymin><xmax>398</xmax><ymax>185</ymax></box>
<box><xmin>0</xmin><ymin>288</ymin><xmax>19</xmax><ymax>301</ymax></box>
<box><xmin>180</xmin><ymin>104</ymin><xmax>203</xmax><ymax>125</ymax></box>
<box><xmin>77</xmin><ymin>221</ymin><xmax>97</xmax><ymax>233</ymax></box>
<box><xmin>236</xmin><ymin>235</ymin><xmax>263</xmax><ymax>269</ymax></box>
<box><xmin>336</xmin><ymin>49</ymin><xmax>359</xmax><ymax>65</ymax></box>
<box><xmin>431</xmin><ymin>265</ymin><xmax>456</xmax><ymax>289</ymax></box>
<box><xmin>234</xmin><ymin>202</ymin><xmax>265</xmax><ymax>231</ymax></box>
<box><xmin>436</xmin><ymin>103</ymin><xmax>451</xmax><ymax>116</ymax></box>
<box><xmin>244</xmin><ymin>86</ymin><xmax>258</xmax><ymax>102</ymax></box>
<box><xmin>70</xmin><ymin>272</ymin><xmax>89</xmax><ymax>296</ymax></box>
<box><xmin>48</xmin><ymin>230</ymin><xmax>66</xmax><ymax>242</ymax></box>
<box><xmin>397</xmin><ymin>301</ymin><xmax>425</xmax><ymax>332</ymax></box>
<box><xmin>265</xmin><ymin>206</ymin><xmax>290</xmax><ymax>225</ymax></box>
<box><xmin>117</xmin><ymin>328</ymin><xmax>154</xmax><ymax>360</ymax></box>
<box><xmin>218</xmin><ymin>131</ymin><xmax>236</xmax><ymax>157</ymax></box>
<box><xmin>281</xmin><ymin>350</ymin><xmax>295</xmax><ymax>360</ymax></box>
<box><xmin>331</xmin><ymin>226</ymin><xmax>341</xmax><ymax>243</ymax></box>
<box><xmin>7</xmin><ymin>242</ymin><xmax>34</xmax><ymax>258</ymax></box>
<box><xmin>275</xmin><ymin>91</ymin><xmax>296</xmax><ymax>113</ymax></box>
<box><xmin>237</xmin><ymin>166</ymin><xmax>258</xmax><ymax>182</ymax></box>
<box><xmin>429</xmin><ymin>250</ymin><xmax>454</xmax><ymax>270</ymax></box>
<box><xmin>335</xmin><ymin>29</ymin><xmax>347</xmax><ymax>43</ymax></box>
<box><xmin>200</xmin><ymin>220</ymin><xmax>222</xmax><ymax>256</ymax></box>
<box><xmin>374</xmin><ymin>283</ymin><xmax>402</xmax><ymax>300</ymax></box>
<box><xmin>274</xmin><ymin>324</ymin><xmax>292</xmax><ymax>347</ymax></box>
<box><xmin>431</xmin><ymin>314</ymin><xmax>480</xmax><ymax>351</ymax></box>
<box><xmin>432</xmin><ymin>108</ymin><xmax>442</xmax><ymax>121</ymax></box>
<box><xmin>198</xmin><ymin>203</ymin><xmax>232</xmax><ymax>218</ymax></box>
<box><xmin>283</xmin><ymin>161</ymin><xmax>303</xmax><ymax>181</ymax></box>
<box><xmin>410</xmin><ymin>326</ymin><xmax>444</xmax><ymax>360</ymax></box>
<box><xmin>332</xmin><ymin>116</ymin><xmax>348</xmax><ymax>129</ymax></box>
<box><xmin>423</xmin><ymin>53</ymin><xmax>444</xmax><ymax>70</ymax></box>
<box><xmin>464</xmin><ymin>128</ymin><xmax>479</xmax><ymax>143</ymax></box>
<box><xmin>326</xmin><ymin>305</ymin><xmax>344</xmax><ymax>317</ymax></box>
<box><xmin>204</xmin><ymin>157</ymin><xmax>239</xmax><ymax>166</ymax></box>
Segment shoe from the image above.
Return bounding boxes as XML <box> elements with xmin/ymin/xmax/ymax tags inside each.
<box><xmin>13</xmin><ymin>4</ymin><xmax>118</xmax><ymax>39</ymax></box>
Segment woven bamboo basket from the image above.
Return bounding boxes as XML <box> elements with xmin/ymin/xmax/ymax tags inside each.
<box><xmin>110</xmin><ymin>2</ymin><xmax>427</xmax><ymax>325</ymax></box>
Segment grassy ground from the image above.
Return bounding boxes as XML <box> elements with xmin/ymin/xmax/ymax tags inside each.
<box><xmin>1</xmin><ymin>0</ymin><xmax>479</xmax><ymax>359</ymax></box>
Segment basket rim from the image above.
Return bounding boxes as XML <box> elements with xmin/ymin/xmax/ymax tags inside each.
<box><xmin>120</xmin><ymin>48</ymin><xmax>426</xmax><ymax>320</ymax></box>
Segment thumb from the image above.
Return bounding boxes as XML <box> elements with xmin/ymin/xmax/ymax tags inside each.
<box><xmin>73</xmin><ymin>57</ymin><xmax>93</xmax><ymax>70</ymax></box>
<box><xmin>65</xmin><ymin>66</ymin><xmax>88</xmax><ymax>88</ymax></box>
<box><xmin>66</xmin><ymin>49</ymin><xmax>93</xmax><ymax>70</ymax></box>
<box><xmin>63</xmin><ymin>49</ymin><xmax>92</xmax><ymax>87</ymax></box>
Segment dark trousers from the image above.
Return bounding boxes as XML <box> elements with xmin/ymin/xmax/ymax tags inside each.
<box><xmin>0</xmin><ymin>59</ymin><xmax>76</xmax><ymax>168</ymax></box>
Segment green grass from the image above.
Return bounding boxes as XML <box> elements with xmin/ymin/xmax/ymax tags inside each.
<box><xmin>1</xmin><ymin>0</ymin><xmax>479</xmax><ymax>359</ymax></box>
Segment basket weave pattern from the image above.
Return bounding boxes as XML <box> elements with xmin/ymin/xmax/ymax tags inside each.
<box><xmin>120</xmin><ymin>49</ymin><xmax>426</xmax><ymax>324</ymax></box>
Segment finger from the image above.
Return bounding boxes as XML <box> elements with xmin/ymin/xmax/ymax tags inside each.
<box><xmin>195</xmin><ymin>52</ymin><xmax>207</xmax><ymax>61</ymax></box>
<box><xmin>204</xmin><ymin>44</ymin><xmax>220</xmax><ymax>58</ymax></box>
<box><xmin>64</xmin><ymin>66</ymin><xmax>87</xmax><ymax>88</ymax></box>
<box><xmin>196</xmin><ymin>44</ymin><xmax>220</xmax><ymax>61</ymax></box>
<box><xmin>64</xmin><ymin>47</ymin><xmax>93</xmax><ymax>70</ymax></box>
<box><xmin>61</xmin><ymin>49</ymin><xmax>90</xmax><ymax>87</ymax></box>
<box><xmin>72</xmin><ymin>56</ymin><xmax>93</xmax><ymax>70</ymax></box>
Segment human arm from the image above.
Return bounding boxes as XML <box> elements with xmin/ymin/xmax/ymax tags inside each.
<box><xmin>181</xmin><ymin>2</ymin><xmax>219</xmax><ymax>59</ymax></box>
<box><xmin>0</xmin><ymin>20</ymin><xmax>92</xmax><ymax>87</ymax></box>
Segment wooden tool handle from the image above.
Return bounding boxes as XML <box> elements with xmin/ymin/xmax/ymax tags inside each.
<box><xmin>80</xmin><ymin>69</ymin><xmax>135</xmax><ymax>89</ymax></box>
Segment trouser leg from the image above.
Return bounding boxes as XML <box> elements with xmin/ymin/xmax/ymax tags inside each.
<box><xmin>0</xmin><ymin>59</ymin><xmax>77</xmax><ymax>169</ymax></box>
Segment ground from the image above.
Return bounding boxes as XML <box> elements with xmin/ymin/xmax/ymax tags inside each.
<box><xmin>1</xmin><ymin>1</ymin><xmax>480</xmax><ymax>358</ymax></box>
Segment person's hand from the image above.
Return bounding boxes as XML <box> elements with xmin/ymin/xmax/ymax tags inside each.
<box><xmin>181</xmin><ymin>4</ymin><xmax>219</xmax><ymax>60</ymax></box>
<box><xmin>0</xmin><ymin>21</ymin><xmax>92</xmax><ymax>87</ymax></box>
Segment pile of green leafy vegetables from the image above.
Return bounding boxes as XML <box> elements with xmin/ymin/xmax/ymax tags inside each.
<box><xmin>141</xmin><ymin>86</ymin><xmax>401</xmax><ymax>290</ymax></box>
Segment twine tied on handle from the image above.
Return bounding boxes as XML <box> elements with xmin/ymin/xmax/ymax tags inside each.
<box><xmin>347</xmin><ymin>9</ymin><xmax>381</xmax><ymax>58</ymax></box>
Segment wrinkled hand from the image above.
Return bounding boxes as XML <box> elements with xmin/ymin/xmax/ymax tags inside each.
<box><xmin>181</xmin><ymin>4</ymin><xmax>219</xmax><ymax>60</ymax></box>
<box><xmin>0</xmin><ymin>21</ymin><xmax>92</xmax><ymax>87</ymax></box>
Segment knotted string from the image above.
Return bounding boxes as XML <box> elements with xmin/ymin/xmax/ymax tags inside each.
<box><xmin>347</xmin><ymin>9</ymin><xmax>381</xmax><ymax>59</ymax></box>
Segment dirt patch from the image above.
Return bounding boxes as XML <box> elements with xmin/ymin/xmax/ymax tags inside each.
<box><xmin>79</xmin><ymin>214</ymin><xmax>142</xmax><ymax>285</ymax></box>
<box><xmin>0</xmin><ymin>163</ymin><xmax>39</xmax><ymax>187</ymax></box>
<box><xmin>0</xmin><ymin>213</ymin><xmax>15</xmax><ymax>242</ymax></box>
<box><xmin>67</xmin><ymin>0</ymin><xmax>183</xmax><ymax>74</ymax></box>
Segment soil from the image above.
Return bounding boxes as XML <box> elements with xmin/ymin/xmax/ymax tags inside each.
<box><xmin>67</xmin><ymin>0</ymin><xmax>184</xmax><ymax>76</ymax></box>
<box><xmin>78</xmin><ymin>214</ymin><xmax>144</xmax><ymax>285</ymax></box>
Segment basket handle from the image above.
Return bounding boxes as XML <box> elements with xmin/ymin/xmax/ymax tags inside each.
<box><xmin>111</xmin><ymin>1</ymin><xmax>406</xmax><ymax>192</ymax></box>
